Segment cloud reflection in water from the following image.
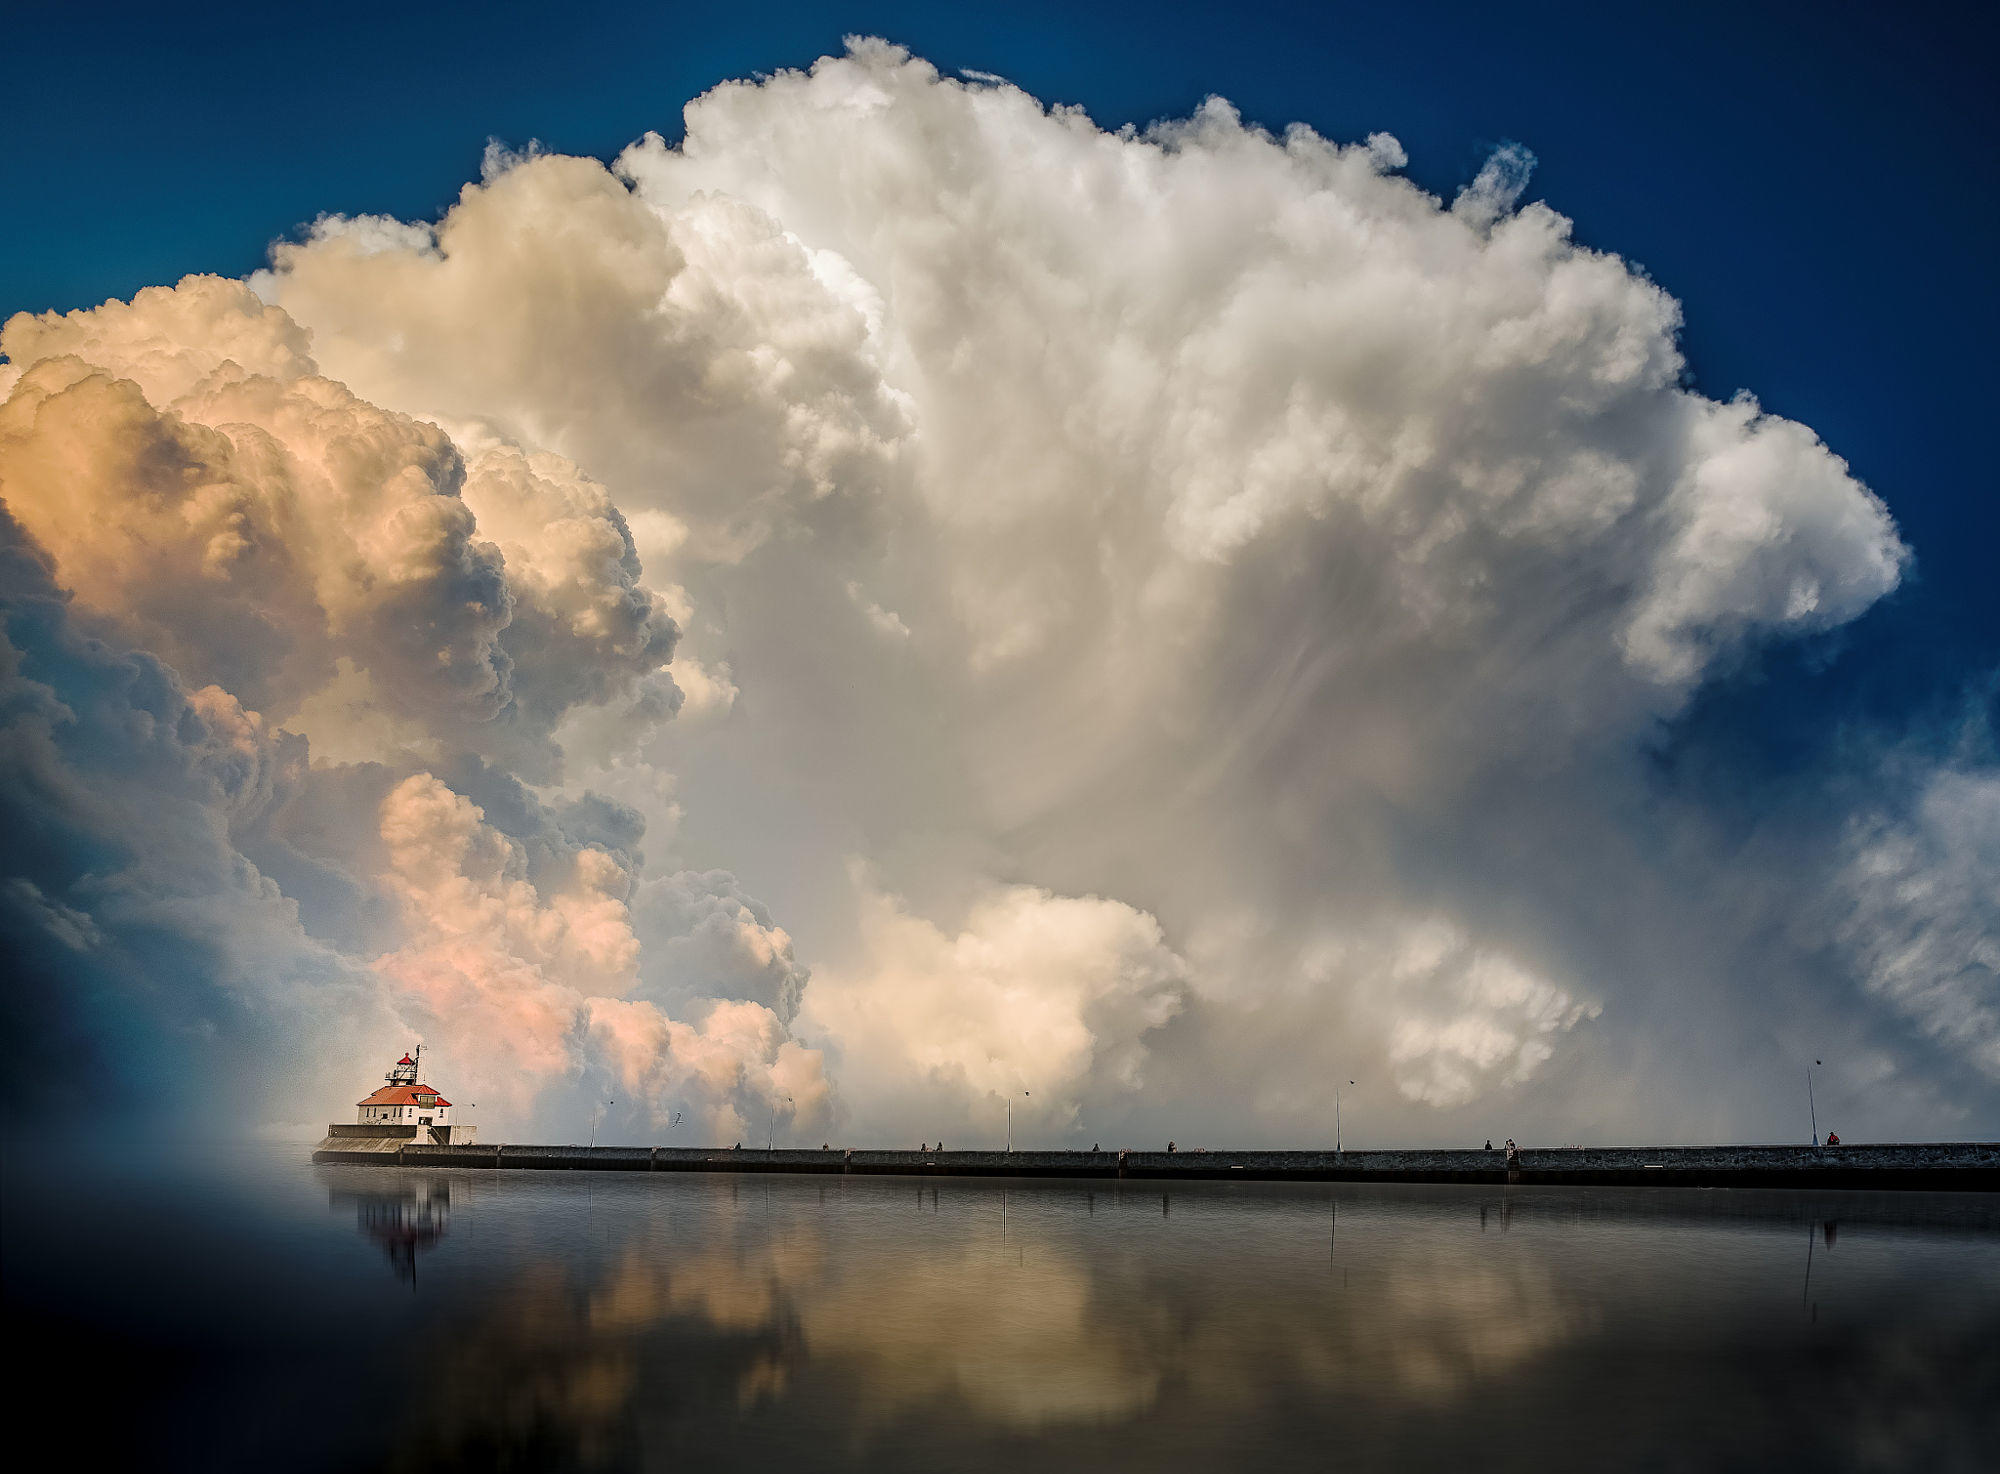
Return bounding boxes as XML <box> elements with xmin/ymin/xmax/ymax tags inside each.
<box><xmin>309</xmin><ymin>1172</ymin><xmax>2000</xmax><ymax>1472</ymax></box>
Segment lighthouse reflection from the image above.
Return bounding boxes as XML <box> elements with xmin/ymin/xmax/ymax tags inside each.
<box><xmin>331</xmin><ymin>1175</ymin><xmax>452</xmax><ymax>1285</ymax></box>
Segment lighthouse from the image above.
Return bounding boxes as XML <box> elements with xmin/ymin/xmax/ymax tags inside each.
<box><xmin>351</xmin><ymin>1048</ymin><xmax>469</xmax><ymax>1146</ymax></box>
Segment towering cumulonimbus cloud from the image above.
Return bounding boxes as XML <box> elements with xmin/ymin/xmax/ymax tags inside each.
<box><xmin>2</xmin><ymin>40</ymin><xmax>1993</xmax><ymax>1143</ymax></box>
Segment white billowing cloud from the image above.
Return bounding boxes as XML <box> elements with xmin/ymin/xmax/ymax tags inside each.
<box><xmin>252</xmin><ymin>44</ymin><xmax>1912</xmax><ymax>829</ymax></box>
<box><xmin>0</xmin><ymin>292</ymin><xmax>681</xmax><ymax>778</ymax></box>
<box><xmin>237</xmin><ymin>40</ymin><xmax>1938</xmax><ymax>1137</ymax></box>
<box><xmin>1361</xmin><ymin>919</ymin><xmax>1601</xmax><ymax>1109</ymax></box>
<box><xmin>3</xmin><ymin>41</ymin><xmax>1989</xmax><ymax>1142</ymax></box>
<box><xmin>256</xmin><ymin>146</ymin><xmax>913</xmax><ymax>565</ymax></box>
<box><xmin>0</xmin><ymin>273</ymin><xmax>314</xmax><ymax>404</ymax></box>
<box><xmin>1621</xmin><ymin>395</ymin><xmax>1910</xmax><ymax>686</ymax></box>
<box><xmin>607</xmin><ymin>46</ymin><xmax>1901</xmax><ymax>741</ymax></box>
<box><xmin>585</xmin><ymin>994</ymin><xmax>831</xmax><ymax>1145</ymax></box>
<box><xmin>801</xmin><ymin>877</ymin><xmax>1188</xmax><ymax>1140</ymax></box>
<box><xmin>0</xmin><ymin>353</ymin><xmax>511</xmax><ymax>736</ymax></box>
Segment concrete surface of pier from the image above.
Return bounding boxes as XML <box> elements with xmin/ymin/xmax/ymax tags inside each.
<box><xmin>310</xmin><ymin>1138</ymin><xmax>2000</xmax><ymax>1189</ymax></box>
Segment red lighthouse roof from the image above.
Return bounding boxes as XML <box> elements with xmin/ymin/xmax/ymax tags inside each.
<box><xmin>398</xmin><ymin>1055</ymin><xmax>415</xmax><ymax>1065</ymax></box>
<box><xmin>358</xmin><ymin>1083</ymin><xmax>452</xmax><ymax>1108</ymax></box>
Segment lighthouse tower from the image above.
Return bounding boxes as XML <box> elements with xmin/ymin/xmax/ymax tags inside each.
<box><xmin>353</xmin><ymin>1048</ymin><xmax>468</xmax><ymax>1145</ymax></box>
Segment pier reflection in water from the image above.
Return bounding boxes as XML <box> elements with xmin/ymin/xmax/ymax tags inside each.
<box><xmin>310</xmin><ymin>1170</ymin><xmax>2000</xmax><ymax>1473</ymax></box>
<box><xmin>6</xmin><ymin>1149</ymin><xmax>1998</xmax><ymax>1473</ymax></box>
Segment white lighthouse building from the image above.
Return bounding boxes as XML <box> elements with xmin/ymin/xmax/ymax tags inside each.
<box><xmin>353</xmin><ymin>1050</ymin><xmax>472</xmax><ymax>1146</ymax></box>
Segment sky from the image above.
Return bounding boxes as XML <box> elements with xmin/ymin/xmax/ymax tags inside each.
<box><xmin>2</xmin><ymin>1</ymin><xmax>1995</xmax><ymax>1148</ymax></box>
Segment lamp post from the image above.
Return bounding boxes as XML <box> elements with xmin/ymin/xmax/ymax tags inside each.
<box><xmin>1806</xmin><ymin>1061</ymin><xmax>1821</xmax><ymax>1147</ymax></box>
<box><xmin>1337</xmin><ymin>1081</ymin><xmax>1354</xmax><ymax>1153</ymax></box>
<box><xmin>767</xmin><ymin>1094</ymin><xmax>793</xmax><ymax>1151</ymax></box>
<box><xmin>588</xmin><ymin>1099</ymin><xmax>615</xmax><ymax>1149</ymax></box>
<box><xmin>1007</xmin><ymin>1090</ymin><xmax>1029</xmax><ymax>1152</ymax></box>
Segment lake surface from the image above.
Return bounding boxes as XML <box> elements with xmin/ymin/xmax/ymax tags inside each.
<box><xmin>7</xmin><ymin>1145</ymin><xmax>1998</xmax><ymax>1472</ymax></box>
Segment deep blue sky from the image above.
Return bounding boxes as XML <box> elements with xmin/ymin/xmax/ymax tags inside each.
<box><xmin>7</xmin><ymin>0</ymin><xmax>1996</xmax><ymax>762</ymax></box>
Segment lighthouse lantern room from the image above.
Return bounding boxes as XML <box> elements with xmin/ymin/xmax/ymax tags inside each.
<box><xmin>355</xmin><ymin>1048</ymin><xmax>466</xmax><ymax>1145</ymax></box>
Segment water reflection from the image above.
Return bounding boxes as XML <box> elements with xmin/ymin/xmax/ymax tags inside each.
<box><xmin>332</xmin><ymin>1175</ymin><xmax>452</xmax><ymax>1285</ymax></box>
<box><xmin>317</xmin><ymin>1174</ymin><xmax>1999</xmax><ymax>1471</ymax></box>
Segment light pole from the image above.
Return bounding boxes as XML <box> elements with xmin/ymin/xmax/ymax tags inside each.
<box><xmin>1007</xmin><ymin>1090</ymin><xmax>1029</xmax><ymax>1152</ymax></box>
<box><xmin>767</xmin><ymin>1094</ymin><xmax>793</xmax><ymax>1151</ymax></box>
<box><xmin>1806</xmin><ymin>1061</ymin><xmax>1821</xmax><ymax>1147</ymax></box>
<box><xmin>1337</xmin><ymin>1081</ymin><xmax>1354</xmax><ymax>1153</ymax></box>
<box><xmin>588</xmin><ymin>1099</ymin><xmax>615</xmax><ymax>1149</ymax></box>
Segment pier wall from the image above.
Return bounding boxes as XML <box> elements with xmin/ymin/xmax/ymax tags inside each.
<box><xmin>308</xmin><ymin>1138</ymin><xmax>2000</xmax><ymax>1189</ymax></box>
<box><xmin>321</xmin><ymin>1121</ymin><xmax>474</xmax><ymax>1149</ymax></box>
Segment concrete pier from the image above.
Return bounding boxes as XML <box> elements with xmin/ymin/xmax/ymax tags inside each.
<box><xmin>309</xmin><ymin>1138</ymin><xmax>2000</xmax><ymax>1189</ymax></box>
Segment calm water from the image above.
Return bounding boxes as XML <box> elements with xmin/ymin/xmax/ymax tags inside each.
<box><xmin>6</xmin><ymin>1145</ymin><xmax>1998</xmax><ymax>1472</ymax></box>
